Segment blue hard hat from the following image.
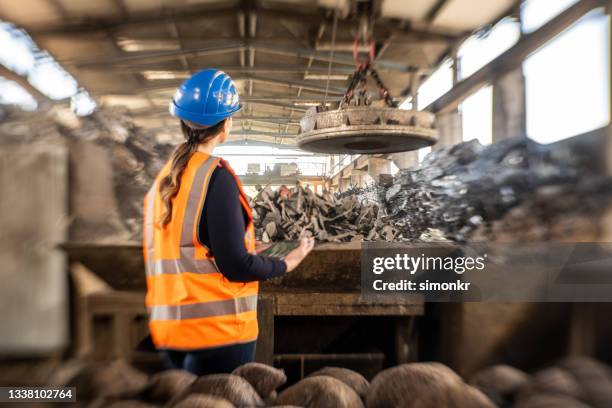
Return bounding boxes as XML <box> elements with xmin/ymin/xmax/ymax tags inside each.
<box><xmin>169</xmin><ymin>68</ymin><xmax>241</xmax><ymax>127</ymax></box>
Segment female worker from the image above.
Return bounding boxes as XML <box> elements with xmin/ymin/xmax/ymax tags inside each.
<box><xmin>143</xmin><ymin>68</ymin><xmax>315</xmax><ymax>375</ymax></box>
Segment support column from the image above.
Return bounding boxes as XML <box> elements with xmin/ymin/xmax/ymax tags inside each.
<box><xmin>339</xmin><ymin>176</ymin><xmax>350</xmax><ymax>192</ymax></box>
<box><xmin>349</xmin><ymin>169</ymin><xmax>367</xmax><ymax>188</ymax></box>
<box><xmin>366</xmin><ymin>158</ymin><xmax>392</xmax><ymax>178</ymax></box>
<box><xmin>329</xmin><ymin>155</ymin><xmax>336</xmax><ymax>176</ymax></box>
<box><xmin>329</xmin><ymin>174</ymin><xmax>340</xmax><ymax>193</ymax></box>
<box><xmin>492</xmin><ymin>68</ymin><xmax>526</xmax><ymax>142</ymax></box>
<box><xmin>434</xmin><ymin>48</ymin><xmax>463</xmax><ymax>149</ymax></box>
<box><xmin>391</xmin><ymin>151</ymin><xmax>419</xmax><ymax>170</ymax></box>
<box><xmin>434</xmin><ymin>111</ymin><xmax>463</xmax><ymax>149</ymax></box>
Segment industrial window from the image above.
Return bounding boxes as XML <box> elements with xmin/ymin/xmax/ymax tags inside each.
<box><xmin>523</xmin><ymin>9</ymin><xmax>610</xmax><ymax>143</ymax></box>
<box><xmin>0</xmin><ymin>21</ymin><xmax>96</xmax><ymax>115</ymax></box>
<box><xmin>0</xmin><ymin>77</ymin><xmax>37</xmax><ymax>110</ymax></box>
<box><xmin>417</xmin><ymin>59</ymin><xmax>453</xmax><ymax>110</ymax></box>
<box><xmin>521</xmin><ymin>0</ymin><xmax>579</xmax><ymax>33</ymax></box>
<box><xmin>399</xmin><ymin>98</ymin><xmax>412</xmax><ymax>110</ymax></box>
<box><xmin>457</xmin><ymin>19</ymin><xmax>519</xmax><ymax>145</ymax></box>
<box><xmin>458</xmin><ymin>19</ymin><xmax>521</xmax><ymax>79</ymax></box>
<box><xmin>0</xmin><ymin>22</ymin><xmax>33</xmax><ymax>75</ymax></box>
<box><xmin>461</xmin><ymin>86</ymin><xmax>493</xmax><ymax>145</ymax></box>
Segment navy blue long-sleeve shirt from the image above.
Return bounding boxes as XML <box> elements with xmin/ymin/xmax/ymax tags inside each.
<box><xmin>198</xmin><ymin>164</ymin><xmax>286</xmax><ymax>282</ymax></box>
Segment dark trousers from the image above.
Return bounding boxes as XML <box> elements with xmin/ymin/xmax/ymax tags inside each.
<box><xmin>161</xmin><ymin>341</ymin><xmax>256</xmax><ymax>376</ymax></box>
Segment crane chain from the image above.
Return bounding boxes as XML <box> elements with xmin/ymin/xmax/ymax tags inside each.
<box><xmin>341</xmin><ymin>63</ymin><xmax>397</xmax><ymax>108</ymax></box>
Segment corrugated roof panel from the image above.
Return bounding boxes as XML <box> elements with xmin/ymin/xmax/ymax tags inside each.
<box><xmin>380</xmin><ymin>0</ymin><xmax>437</xmax><ymax>21</ymax></box>
<box><xmin>56</xmin><ymin>0</ymin><xmax>118</xmax><ymax>19</ymax></box>
<box><xmin>124</xmin><ymin>0</ymin><xmax>237</xmax><ymax>14</ymax></box>
<box><xmin>38</xmin><ymin>36</ymin><xmax>119</xmax><ymax>61</ymax></box>
<box><xmin>432</xmin><ymin>0</ymin><xmax>516</xmax><ymax>31</ymax></box>
<box><xmin>0</xmin><ymin>0</ymin><xmax>60</xmax><ymax>27</ymax></box>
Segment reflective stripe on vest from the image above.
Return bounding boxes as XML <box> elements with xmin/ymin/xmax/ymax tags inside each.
<box><xmin>148</xmin><ymin>295</ymin><xmax>258</xmax><ymax>320</ymax></box>
<box><xmin>143</xmin><ymin>153</ymin><xmax>258</xmax><ymax>350</ymax></box>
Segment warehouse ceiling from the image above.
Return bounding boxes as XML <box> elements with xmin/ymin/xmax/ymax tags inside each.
<box><xmin>0</xmin><ymin>0</ymin><xmax>517</xmax><ymax>145</ymax></box>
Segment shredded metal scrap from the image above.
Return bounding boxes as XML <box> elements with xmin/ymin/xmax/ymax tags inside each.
<box><xmin>256</xmin><ymin>134</ymin><xmax>609</xmax><ymax>243</ymax></box>
<box><xmin>252</xmin><ymin>185</ymin><xmax>384</xmax><ymax>243</ymax></box>
<box><xmin>381</xmin><ymin>135</ymin><xmax>607</xmax><ymax>241</ymax></box>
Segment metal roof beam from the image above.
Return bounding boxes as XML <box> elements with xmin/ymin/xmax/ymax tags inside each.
<box><xmin>252</xmin><ymin>41</ymin><xmax>418</xmax><ymax>72</ymax></box>
<box><xmin>234</xmin><ymin>116</ymin><xmax>300</xmax><ymax>123</ymax></box>
<box><xmin>130</xmin><ymin>109</ymin><xmax>302</xmax><ymax>124</ymax></box>
<box><xmin>64</xmin><ymin>39</ymin><xmax>415</xmax><ymax>72</ymax></box>
<box><xmin>227</xmin><ymin>130</ymin><xmax>297</xmax><ymax>138</ymax></box>
<box><xmin>425</xmin><ymin>0</ymin><xmax>451</xmax><ymax>23</ymax></box>
<box><xmin>243</xmin><ymin>100</ymin><xmax>308</xmax><ymax>111</ymax></box>
<box><xmin>69</xmin><ymin>41</ymin><xmax>244</xmax><ymax>68</ymax></box>
<box><xmin>29</xmin><ymin>7</ymin><xmax>458</xmax><ymax>44</ymax></box>
<box><xmin>32</xmin><ymin>7</ymin><xmax>354</xmax><ymax>38</ymax></box>
<box><xmin>130</xmin><ymin>98</ymin><xmax>309</xmax><ymax>112</ymax></box>
<box><xmin>83</xmin><ymin>65</ymin><xmax>358</xmax><ymax>75</ymax></box>
<box><xmin>67</xmin><ymin>39</ymin><xmax>418</xmax><ymax>72</ymax></box>
<box><xmin>246</xmin><ymin>76</ymin><xmax>345</xmax><ymax>94</ymax></box>
<box><xmin>235</xmin><ymin>120</ymin><xmax>300</xmax><ymax>127</ymax></box>
<box><xmin>140</xmin><ymin>75</ymin><xmax>345</xmax><ymax>95</ymax></box>
<box><xmin>29</xmin><ymin>2</ymin><xmax>240</xmax><ymax>35</ymax></box>
<box><xmin>129</xmin><ymin>115</ymin><xmax>300</xmax><ymax>128</ymax></box>
<box><xmin>131</xmin><ymin>113</ymin><xmax>300</xmax><ymax>125</ymax></box>
<box><xmin>244</xmin><ymin>95</ymin><xmax>338</xmax><ymax>102</ymax></box>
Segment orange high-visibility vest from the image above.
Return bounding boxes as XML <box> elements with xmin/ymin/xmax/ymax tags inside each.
<box><xmin>143</xmin><ymin>152</ymin><xmax>258</xmax><ymax>350</ymax></box>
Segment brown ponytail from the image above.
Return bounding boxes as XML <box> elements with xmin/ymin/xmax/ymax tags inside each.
<box><xmin>157</xmin><ymin>119</ymin><xmax>226</xmax><ymax>227</ymax></box>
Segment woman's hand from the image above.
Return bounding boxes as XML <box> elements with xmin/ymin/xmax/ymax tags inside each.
<box><xmin>284</xmin><ymin>237</ymin><xmax>315</xmax><ymax>273</ymax></box>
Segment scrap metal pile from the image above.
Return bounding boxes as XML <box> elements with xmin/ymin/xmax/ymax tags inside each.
<box><xmin>255</xmin><ymin>133</ymin><xmax>609</xmax><ymax>243</ymax></box>
<box><xmin>252</xmin><ymin>185</ymin><xmax>384</xmax><ymax>243</ymax></box>
<box><xmin>382</xmin><ymin>134</ymin><xmax>609</xmax><ymax>241</ymax></box>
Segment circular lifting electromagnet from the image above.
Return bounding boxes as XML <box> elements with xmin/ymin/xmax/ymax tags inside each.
<box><xmin>297</xmin><ymin>39</ymin><xmax>439</xmax><ymax>154</ymax></box>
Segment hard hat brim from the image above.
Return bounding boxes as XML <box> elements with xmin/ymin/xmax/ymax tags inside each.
<box><xmin>169</xmin><ymin>101</ymin><xmax>241</xmax><ymax>127</ymax></box>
